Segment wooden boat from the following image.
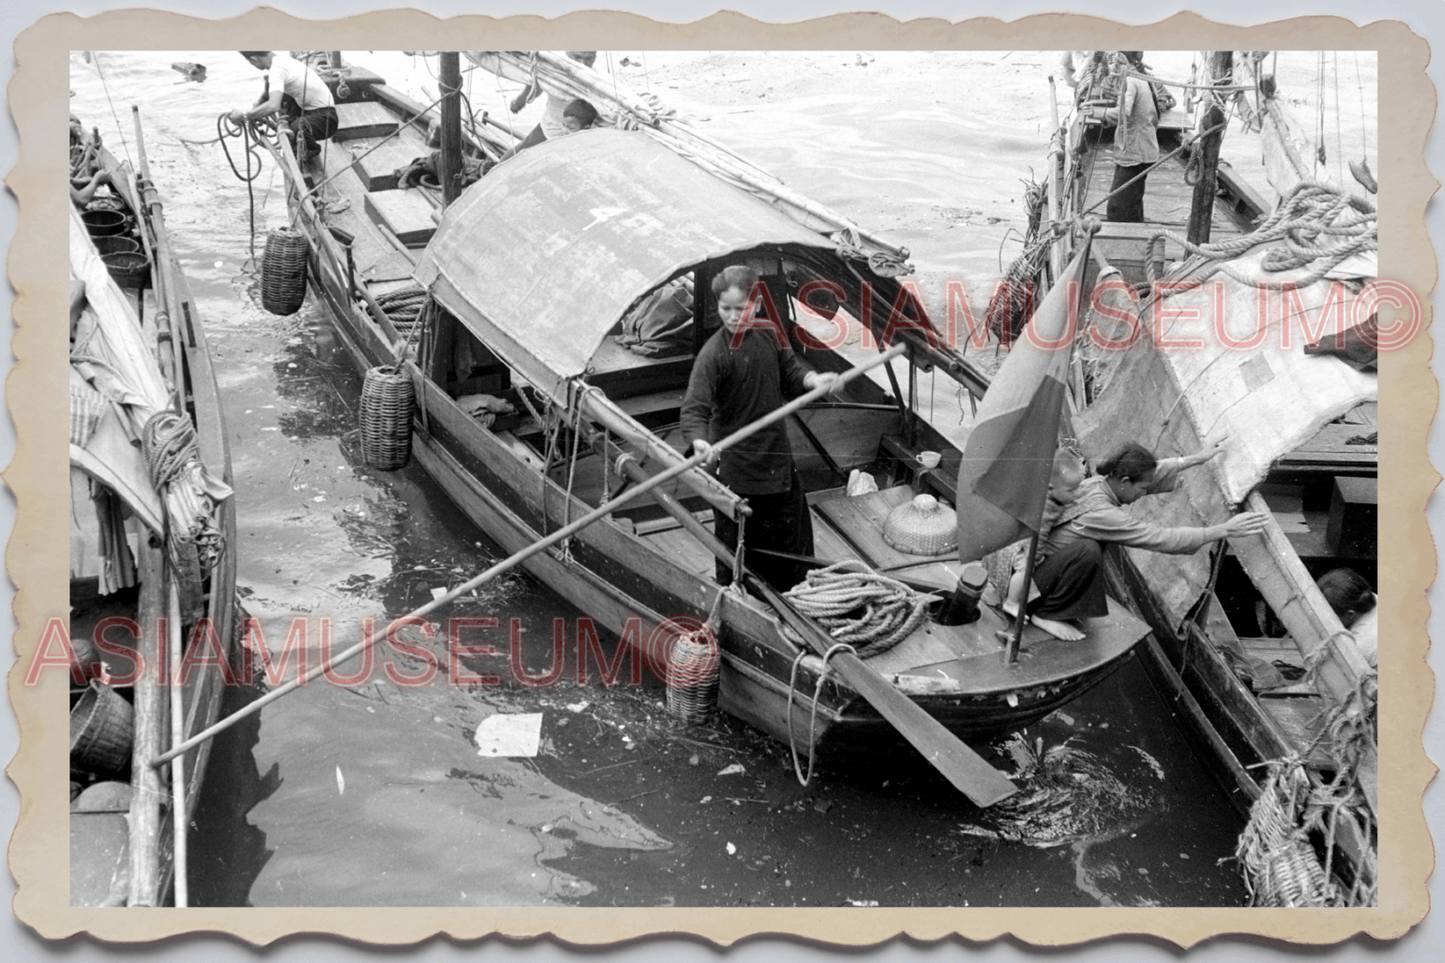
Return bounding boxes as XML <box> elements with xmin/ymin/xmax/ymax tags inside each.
<box><xmin>1026</xmin><ymin>52</ymin><xmax>1378</xmax><ymax>904</ymax></box>
<box><xmin>68</xmin><ymin>110</ymin><xmax>240</xmax><ymax>906</ymax></box>
<box><xmin>256</xmin><ymin>53</ymin><xmax>1151</xmax><ymax>790</ymax></box>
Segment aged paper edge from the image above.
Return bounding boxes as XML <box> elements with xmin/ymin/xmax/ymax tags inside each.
<box><xmin>6</xmin><ymin>6</ymin><xmax>1436</xmax><ymax>949</ymax></box>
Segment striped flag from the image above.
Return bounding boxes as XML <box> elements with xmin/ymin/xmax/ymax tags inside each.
<box><xmin>955</xmin><ymin>237</ymin><xmax>1092</xmax><ymax>562</ymax></box>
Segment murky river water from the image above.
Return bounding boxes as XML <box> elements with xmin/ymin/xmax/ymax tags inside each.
<box><xmin>65</xmin><ymin>47</ymin><xmax>1369</xmax><ymax>908</ymax></box>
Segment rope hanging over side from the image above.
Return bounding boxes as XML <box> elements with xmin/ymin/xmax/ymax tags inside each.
<box><xmin>141</xmin><ymin>410</ymin><xmax>226</xmax><ymax>574</ymax></box>
<box><xmin>780</xmin><ymin>561</ymin><xmax>930</xmax><ymax>659</ymax></box>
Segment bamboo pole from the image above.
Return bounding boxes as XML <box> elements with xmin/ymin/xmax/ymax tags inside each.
<box><xmin>153</xmin><ymin>343</ymin><xmax>908</xmax><ymax>767</ymax></box>
<box><xmin>127</xmin><ymin>540</ymin><xmax>167</xmax><ymax>906</ymax></box>
<box><xmin>167</xmin><ymin>578</ymin><xmax>188</xmax><ymax>907</ymax></box>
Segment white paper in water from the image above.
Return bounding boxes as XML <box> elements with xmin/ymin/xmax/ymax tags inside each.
<box><xmin>473</xmin><ymin>712</ymin><xmax>544</xmax><ymax>757</ymax></box>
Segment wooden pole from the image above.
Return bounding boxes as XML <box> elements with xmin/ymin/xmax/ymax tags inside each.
<box><xmin>438</xmin><ymin>52</ymin><xmax>463</xmax><ymax>206</ymax></box>
<box><xmin>153</xmin><ymin>343</ymin><xmax>909</xmax><ymax>768</ymax></box>
<box><xmin>127</xmin><ymin>540</ymin><xmax>166</xmax><ymax>906</ymax></box>
<box><xmin>1004</xmin><ymin>530</ymin><xmax>1040</xmax><ymax>664</ymax></box>
<box><xmin>1186</xmin><ymin>52</ymin><xmax>1233</xmax><ymax>245</ymax></box>
<box><xmin>167</xmin><ymin>578</ymin><xmax>188</xmax><ymax>908</ymax></box>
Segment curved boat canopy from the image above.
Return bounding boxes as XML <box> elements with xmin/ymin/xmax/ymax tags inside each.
<box><xmin>414</xmin><ymin>129</ymin><xmax>840</xmax><ymax>403</ymax></box>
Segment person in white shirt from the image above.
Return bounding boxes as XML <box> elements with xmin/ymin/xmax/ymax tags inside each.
<box><xmin>231</xmin><ymin>51</ymin><xmax>338</xmax><ymax>163</ymax></box>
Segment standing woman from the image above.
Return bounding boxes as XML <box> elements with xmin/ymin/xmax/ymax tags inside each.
<box><xmin>1098</xmin><ymin>51</ymin><xmax>1162</xmax><ymax>223</ymax></box>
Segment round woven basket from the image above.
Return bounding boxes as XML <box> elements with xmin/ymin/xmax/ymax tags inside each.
<box><xmin>81</xmin><ymin>208</ymin><xmax>128</xmax><ymax>237</ymax></box>
<box><xmin>664</xmin><ymin>632</ymin><xmax>720</xmax><ymax>724</ymax></box>
<box><xmin>70</xmin><ymin>683</ymin><xmax>133</xmax><ymax>778</ymax></box>
<box><xmin>882</xmin><ymin>493</ymin><xmax>958</xmax><ymax>555</ymax></box>
<box><xmin>260</xmin><ymin>226</ymin><xmax>310</xmax><ymax>316</ymax></box>
<box><xmin>102</xmin><ymin>250</ymin><xmax>151</xmax><ymax>289</ymax></box>
<box><xmin>93</xmin><ymin>235</ymin><xmax>140</xmax><ymax>258</ymax></box>
<box><xmin>360</xmin><ymin>365</ymin><xmax>415</xmax><ymax>470</ymax></box>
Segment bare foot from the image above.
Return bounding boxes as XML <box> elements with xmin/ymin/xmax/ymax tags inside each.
<box><xmin>1001</xmin><ymin>601</ymin><xmax>1085</xmax><ymax>641</ymax></box>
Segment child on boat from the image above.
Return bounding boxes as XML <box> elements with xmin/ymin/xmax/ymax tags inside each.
<box><xmin>1000</xmin><ymin>446</ymin><xmax>1088</xmax><ymax>640</ymax></box>
<box><xmin>680</xmin><ymin>265</ymin><xmax>837</xmax><ymax>591</ymax></box>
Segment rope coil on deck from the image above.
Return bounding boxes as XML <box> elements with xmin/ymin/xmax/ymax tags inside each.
<box><xmin>375</xmin><ymin>285</ymin><xmax>430</xmax><ymax>333</ymax></box>
<box><xmin>1150</xmin><ymin>181</ymin><xmax>1377</xmax><ymax>293</ymax></box>
<box><xmin>780</xmin><ymin>561</ymin><xmax>930</xmax><ymax>659</ymax></box>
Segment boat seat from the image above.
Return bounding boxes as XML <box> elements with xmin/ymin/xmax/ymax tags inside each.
<box><xmin>332</xmin><ymin>101</ymin><xmax>400</xmax><ymax>142</ymax></box>
<box><xmin>351</xmin><ymin>140</ymin><xmax>428</xmax><ymax>191</ymax></box>
<box><xmin>364</xmin><ymin>190</ymin><xmax>438</xmax><ymax>247</ymax></box>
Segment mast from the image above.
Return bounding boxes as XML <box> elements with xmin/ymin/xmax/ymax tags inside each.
<box><xmin>438</xmin><ymin>52</ymin><xmax>463</xmax><ymax>206</ymax></box>
<box><xmin>1186</xmin><ymin>51</ymin><xmax>1233</xmax><ymax>245</ymax></box>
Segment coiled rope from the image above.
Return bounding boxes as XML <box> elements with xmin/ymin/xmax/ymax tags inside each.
<box><xmin>781</xmin><ymin>561</ymin><xmax>930</xmax><ymax>659</ymax></box>
<box><xmin>375</xmin><ymin>285</ymin><xmax>429</xmax><ymax>333</ymax></box>
<box><xmin>1151</xmin><ymin>181</ymin><xmax>1376</xmax><ymax>292</ymax></box>
<box><xmin>141</xmin><ymin>411</ymin><xmax>225</xmax><ymax>574</ymax></box>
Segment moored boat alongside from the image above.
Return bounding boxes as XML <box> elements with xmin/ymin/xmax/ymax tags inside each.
<box><xmin>68</xmin><ymin>111</ymin><xmax>240</xmax><ymax>906</ymax></box>
<box><xmin>1026</xmin><ymin>51</ymin><xmax>1379</xmax><ymax>905</ymax></box>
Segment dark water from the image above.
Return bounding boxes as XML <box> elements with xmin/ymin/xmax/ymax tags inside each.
<box><xmin>71</xmin><ymin>49</ymin><xmax>1259</xmax><ymax>907</ymax></box>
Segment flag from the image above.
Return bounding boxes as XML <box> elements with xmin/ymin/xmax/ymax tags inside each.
<box><xmin>956</xmin><ymin>236</ymin><xmax>1093</xmax><ymax>562</ymax></box>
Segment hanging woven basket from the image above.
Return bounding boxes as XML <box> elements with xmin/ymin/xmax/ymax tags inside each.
<box><xmin>882</xmin><ymin>493</ymin><xmax>958</xmax><ymax>556</ymax></box>
<box><xmin>360</xmin><ymin>365</ymin><xmax>414</xmax><ymax>470</ymax></box>
<box><xmin>260</xmin><ymin>225</ymin><xmax>310</xmax><ymax>316</ymax></box>
<box><xmin>664</xmin><ymin>630</ymin><xmax>720</xmax><ymax>724</ymax></box>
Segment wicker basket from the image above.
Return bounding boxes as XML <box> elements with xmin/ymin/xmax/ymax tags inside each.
<box><xmin>70</xmin><ymin>683</ymin><xmax>133</xmax><ymax>778</ymax></box>
<box><xmin>102</xmin><ymin>251</ymin><xmax>151</xmax><ymax>289</ymax></box>
<box><xmin>882</xmin><ymin>493</ymin><xmax>958</xmax><ymax>555</ymax></box>
<box><xmin>664</xmin><ymin>630</ymin><xmax>720</xmax><ymax>724</ymax></box>
<box><xmin>360</xmin><ymin>365</ymin><xmax>415</xmax><ymax>470</ymax></box>
<box><xmin>81</xmin><ymin>208</ymin><xmax>127</xmax><ymax>237</ymax></box>
<box><xmin>260</xmin><ymin>226</ymin><xmax>310</xmax><ymax>316</ymax></box>
<box><xmin>92</xmin><ymin>235</ymin><xmax>139</xmax><ymax>258</ymax></box>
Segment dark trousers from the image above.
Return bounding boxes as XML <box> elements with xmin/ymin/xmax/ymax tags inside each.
<box><xmin>1107</xmin><ymin>162</ymin><xmax>1150</xmax><ymax>222</ymax></box>
<box><xmin>286</xmin><ymin>106</ymin><xmax>338</xmax><ymax>159</ymax></box>
<box><xmin>714</xmin><ymin>471</ymin><xmax>815</xmax><ymax>592</ymax></box>
<box><xmin>1029</xmin><ymin>538</ymin><xmax>1108</xmax><ymax>621</ymax></box>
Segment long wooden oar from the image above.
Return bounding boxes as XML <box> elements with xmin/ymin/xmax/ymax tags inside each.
<box><xmin>152</xmin><ymin>343</ymin><xmax>908</xmax><ymax>768</ymax></box>
<box><xmin>596</xmin><ymin>446</ymin><xmax>1016</xmax><ymax>807</ymax></box>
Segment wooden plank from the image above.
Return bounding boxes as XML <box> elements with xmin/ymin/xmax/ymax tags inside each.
<box><xmin>351</xmin><ymin>140</ymin><xmax>426</xmax><ymax>191</ymax></box>
<box><xmin>333</xmin><ymin>101</ymin><xmax>400</xmax><ymax>141</ymax></box>
<box><xmin>364</xmin><ymin>190</ymin><xmax>438</xmax><ymax>247</ymax></box>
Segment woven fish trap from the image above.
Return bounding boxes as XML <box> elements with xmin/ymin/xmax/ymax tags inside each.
<box><xmin>260</xmin><ymin>226</ymin><xmax>310</xmax><ymax>316</ymax></box>
<box><xmin>664</xmin><ymin>631</ymin><xmax>720</xmax><ymax>724</ymax></box>
<box><xmin>360</xmin><ymin>365</ymin><xmax>415</xmax><ymax>470</ymax></box>
<box><xmin>882</xmin><ymin>493</ymin><xmax>958</xmax><ymax>555</ymax></box>
<box><xmin>70</xmin><ymin>683</ymin><xmax>134</xmax><ymax>778</ymax></box>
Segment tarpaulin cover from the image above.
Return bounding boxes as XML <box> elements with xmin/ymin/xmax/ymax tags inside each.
<box><xmin>1078</xmin><ymin>257</ymin><xmax>1378</xmax><ymax>624</ymax></box>
<box><xmin>414</xmin><ymin>130</ymin><xmax>835</xmax><ymax>402</ymax></box>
